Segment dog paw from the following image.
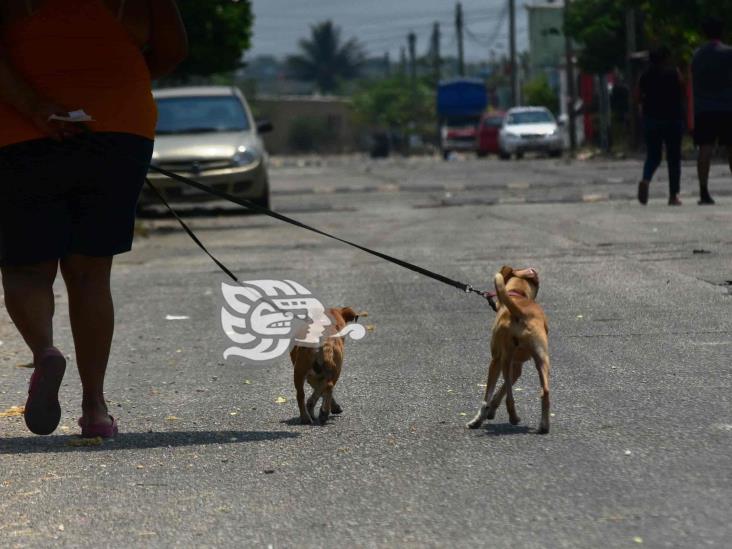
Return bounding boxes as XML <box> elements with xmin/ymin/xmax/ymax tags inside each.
<box><xmin>331</xmin><ymin>403</ymin><xmax>343</xmax><ymax>415</ymax></box>
<box><xmin>300</xmin><ymin>415</ymin><xmax>314</xmax><ymax>425</ymax></box>
<box><xmin>509</xmin><ymin>416</ymin><xmax>521</xmax><ymax>426</ymax></box>
<box><xmin>466</xmin><ymin>418</ymin><xmax>483</xmax><ymax>429</ymax></box>
<box><xmin>485</xmin><ymin>409</ymin><xmax>496</xmax><ymax>420</ymax></box>
<box><xmin>318</xmin><ymin>410</ymin><xmax>329</xmax><ymax>424</ymax></box>
<box><xmin>538</xmin><ymin>424</ymin><xmax>550</xmax><ymax>434</ymax></box>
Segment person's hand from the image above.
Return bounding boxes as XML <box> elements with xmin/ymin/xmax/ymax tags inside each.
<box><xmin>23</xmin><ymin>98</ymin><xmax>84</xmax><ymax>140</ymax></box>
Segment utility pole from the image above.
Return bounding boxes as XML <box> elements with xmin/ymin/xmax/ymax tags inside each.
<box><xmin>625</xmin><ymin>7</ymin><xmax>638</xmax><ymax>150</ymax></box>
<box><xmin>400</xmin><ymin>46</ymin><xmax>407</xmax><ymax>76</ymax></box>
<box><xmin>509</xmin><ymin>0</ymin><xmax>518</xmax><ymax>106</ymax></box>
<box><xmin>456</xmin><ymin>2</ymin><xmax>465</xmax><ymax>76</ymax></box>
<box><xmin>408</xmin><ymin>31</ymin><xmax>417</xmax><ymax>90</ymax></box>
<box><xmin>565</xmin><ymin>0</ymin><xmax>577</xmax><ymax>152</ymax></box>
<box><xmin>431</xmin><ymin>22</ymin><xmax>441</xmax><ymax>84</ymax></box>
<box><xmin>384</xmin><ymin>51</ymin><xmax>391</xmax><ymax>77</ymax></box>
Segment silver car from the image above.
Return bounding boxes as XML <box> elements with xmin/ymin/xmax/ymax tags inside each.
<box><xmin>498</xmin><ymin>107</ymin><xmax>563</xmax><ymax>159</ymax></box>
<box><xmin>142</xmin><ymin>86</ymin><xmax>272</xmax><ymax>208</ymax></box>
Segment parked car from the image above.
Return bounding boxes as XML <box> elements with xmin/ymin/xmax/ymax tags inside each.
<box><xmin>476</xmin><ymin>111</ymin><xmax>505</xmax><ymax>157</ymax></box>
<box><xmin>437</xmin><ymin>78</ymin><xmax>488</xmax><ymax>160</ymax></box>
<box><xmin>141</xmin><ymin>86</ymin><xmax>272</xmax><ymax>208</ymax></box>
<box><xmin>498</xmin><ymin>107</ymin><xmax>563</xmax><ymax>159</ymax></box>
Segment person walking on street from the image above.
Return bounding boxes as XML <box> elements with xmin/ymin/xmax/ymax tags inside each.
<box><xmin>637</xmin><ymin>46</ymin><xmax>686</xmax><ymax>206</ymax></box>
<box><xmin>0</xmin><ymin>0</ymin><xmax>187</xmax><ymax>438</ymax></box>
<box><xmin>691</xmin><ymin>16</ymin><xmax>732</xmax><ymax>205</ymax></box>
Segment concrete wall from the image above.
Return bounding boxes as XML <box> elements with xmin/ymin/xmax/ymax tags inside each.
<box><xmin>252</xmin><ymin>95</ymin><xmax>365</xmax><ymax>155</ymax></box>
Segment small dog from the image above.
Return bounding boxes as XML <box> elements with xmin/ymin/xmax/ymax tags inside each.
<box><xmin>289</xmin><ymin>307</ymin><xmax>359</xmax><ymax>425</ymax></box>
<box><xmin>467</xmin><ymin>266</ymin><xmax>551</xmax><ymax>434</ymax></box>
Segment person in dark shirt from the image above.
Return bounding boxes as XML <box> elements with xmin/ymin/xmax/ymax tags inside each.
<box><xmin>691</xmin><ymin>16</ymin><xmax>732</xmax><ymax>205</ymax></box>
<box><xmin>637</xmin><ymin>46</ymin><xmax>685</xmax><ymax>205</ymax></box>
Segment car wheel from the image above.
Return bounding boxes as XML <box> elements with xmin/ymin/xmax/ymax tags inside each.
<box><xmin>515</xmin><ymin>152</ymin><xmax>524</xmax><ymax>160</ymax></box>
<box><xmin>549</xmin><ymin>150</ymin><xmax>563</xmax><ymax>158</ymax></box>
<box><xmin>499</xmin><ymin>151</ymin><xmax>511</xmax><ymax>160</ymax></box>
<box><xmin>477</xmin><ymin>150</ymin><xmax>488</xmax><ymax>158</ymax></box>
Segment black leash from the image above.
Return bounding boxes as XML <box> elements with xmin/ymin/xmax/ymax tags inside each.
<box><xmin>144</xmin><ymin>162</ymin><xmax>495</xmax><ymax>307</ymax></box>
<box><xmin>76</xmin><ymin>129</ymin><xmax>496</xmax><ymax>309</ymax></box>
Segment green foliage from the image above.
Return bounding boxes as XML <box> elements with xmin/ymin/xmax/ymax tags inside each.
<box><xmin>287</xmin><ymin>21</ymin><xmax>365</xmax><ymax>94</ymax></box>
<box><xmin>565</xmin><ymin>0</ymin><xmax>627</xmax><ymax>74</ymax></box>
<box><xmin>566</xmin><ymin>0</ymin><xmax>732</xmax><ymax>72</ymax></box>
<box><xmin>351</xmin><ymin>76</ymin><xmax>434</xmax><ymax>135</ymax></box>
<box><xmin>172</xmin><ymin>0</ymin><xmax>253</xmax><ymax>81</ymax></box>
<box><xmin>523</xmin><ymin>74</ymin><xmax>560</xmax><ymax>114</ymax></box>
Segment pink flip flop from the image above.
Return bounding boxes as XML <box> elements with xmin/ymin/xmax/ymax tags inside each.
<box><xmin>24</xmin><ymin>347</ymin><xmax>66</xmax><ymax>435</ymax></box>
<box><xmin>78</xmin><ymin>415</ymin><xmax>119</xmax><ymax>438</ymax></box>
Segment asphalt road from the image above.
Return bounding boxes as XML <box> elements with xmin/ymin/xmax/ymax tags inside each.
<box><xmin>1</xmin><ymin>155</ymin><xmax>731</xmax><ymax>548</ymax></box>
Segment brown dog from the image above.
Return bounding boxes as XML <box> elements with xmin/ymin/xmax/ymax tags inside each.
<box><xmin>289</xmin><ymin>307</ymin><xmax>359</xmax><ymax>425</ymax></box>
<box><xmin>467</xmin><ymin>266</ymin><xmax>551</xmax><ymax>433</ymax></box>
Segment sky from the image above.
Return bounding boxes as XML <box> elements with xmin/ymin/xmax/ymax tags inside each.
<box><xmin>248</xmin><ymin>0</ymin><xmax>531</xmax><ymax>63</ymax></box>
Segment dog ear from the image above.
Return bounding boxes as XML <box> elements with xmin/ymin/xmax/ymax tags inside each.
<box><xmin>339</xmin><ymin>307</ymin><xmax>358</xmax><ymax>323</ymax></box>
<box><xmin>499</xmin><ymin>265</ymin><xmax>514</xmax><ymax>281</ymax></box>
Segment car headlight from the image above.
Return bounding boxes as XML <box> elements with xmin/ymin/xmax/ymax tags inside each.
<box><xmin>232</xmin><ymin>149</ymin><xmax>260</xmax><ymax>167</ymax></box>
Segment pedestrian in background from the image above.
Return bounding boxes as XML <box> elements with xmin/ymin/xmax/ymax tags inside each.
<box><xmin>637</xmin><ymin>46</ymin><xmax>685</xmax><ymax>206</ymax></box>
<box><xmin>691</xmin><ymin>16</ymin><xmax>732</xmax><ymax>205</ymax></box>
<box><xmin>0</xmin><ymin>0</ymin><xmax>187</xmax><ymax>438</ymax></box>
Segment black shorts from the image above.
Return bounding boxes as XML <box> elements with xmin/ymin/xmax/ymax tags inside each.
<box><xmin>694</xmin><ymin>111</ymin><xmax>732</xmax><ymax>146</ymax></box>
<box><xmin>0</xmin><ymin>132</ymin><xmax>153</xmax><ymax>267</ymax></box>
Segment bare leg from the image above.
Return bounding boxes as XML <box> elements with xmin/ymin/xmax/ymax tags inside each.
<box><xmin>697</xmin><ymin>145</ymin><xmax>715</xmax><ymax>203</ymax></box>
<box><xmin>1</xmin><ymin>261</ymin><xmax>59</xmax><ymax>358</ymax></box>
<box><xmin>59</xmin><ymin>254</ymin><xmax>114</xmax><ymax>427</ymax></box>
<box><xmin>467</xmin><ymin>357</ymin><xmax>501</xmax><ymax>429</ymax></box>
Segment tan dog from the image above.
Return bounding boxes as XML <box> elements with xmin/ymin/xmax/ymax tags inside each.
<box><xmin>467</xmin><ymin>266</ymin><xmax>551</xmax><ymax>434</ymax></box>
<box><xmin>289</xmin><ymin>307</ymin><xmax>359</xmax><ymax>425</ymax></box>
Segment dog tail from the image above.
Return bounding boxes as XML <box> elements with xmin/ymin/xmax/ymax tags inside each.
<box><xmin>315</xmin><ymin>344</ymin><xmax>334</xmax><ymax>374</ymax></box>
<box><xmin>495</xmin><ymin>271</ymin><xmax>524</xmax><ymax>319</ymax></box>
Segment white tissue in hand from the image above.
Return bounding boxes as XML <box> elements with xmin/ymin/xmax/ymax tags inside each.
<box><xmin>48</xmin><ymin>109</ymin><xmax>94</xmax><ymax>122</ymax></box>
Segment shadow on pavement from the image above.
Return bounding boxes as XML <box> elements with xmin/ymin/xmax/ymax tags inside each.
<box><xmin>0</xmin><ymin>430</ymin><xmax>299</xmax><ymax>454</ymax></box>
<box><xmin>476</xmin><ymin>423</ymin><xmax>533</xmax><ymax>436</ymax></box>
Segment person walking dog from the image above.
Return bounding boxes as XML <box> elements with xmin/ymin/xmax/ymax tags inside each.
<box><xmin>691</xmin><ymin>16</ymin><xmax>732</xmax><ymax>205</ymax></box>
<box><xmin>0</xmin><ymin>0</ymin><xmax>187</xmax><ymax>437</ymax></box>
<box><xmin>637</xmin><ymin>46</ymin><xmax>686</xmax><ymax>206</ymax></box>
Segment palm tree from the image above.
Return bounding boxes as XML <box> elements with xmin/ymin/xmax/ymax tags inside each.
<box><xmin>287</xmin><ymin>21</ymin><xmax>365</xmax><ymax>94</ymax></box>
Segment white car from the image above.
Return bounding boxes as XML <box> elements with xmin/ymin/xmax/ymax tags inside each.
<box><xmin>498</xmin><ymin>107</ymin><xmax>563</xmax><ymax>159</ymax></box>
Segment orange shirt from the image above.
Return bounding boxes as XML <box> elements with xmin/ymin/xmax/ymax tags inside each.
<box><xmin>0</xmin><ymin>0</ymin><xmax>157</xmax><ymax>148</ymax></box>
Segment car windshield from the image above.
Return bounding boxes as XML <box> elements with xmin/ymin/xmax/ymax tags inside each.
<box><xmin>156</xmin><ymin>96</ymin><xmax>251</xmax><ymax>135</ymax></box>
<box><xmin>507</xmin><ymin>111</ymin><xmax>554</xmax><ymax>125</ymax></box>
<box><xmin>483</xmin><ymin>116</ymin><xmax>503</xmax><ymax>128</ymax></box>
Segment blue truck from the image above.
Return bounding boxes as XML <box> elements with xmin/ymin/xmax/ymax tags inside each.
<box><xmin>437</xmin><ymin>78</ymin><xmax>489</xmax><ymax>159</ymax></box>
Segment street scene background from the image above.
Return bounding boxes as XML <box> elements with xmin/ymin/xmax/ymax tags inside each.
<box><xmin>2</xmin><ymin>0</ymin><xmax>732</xmax><ymax>547</ymax></box>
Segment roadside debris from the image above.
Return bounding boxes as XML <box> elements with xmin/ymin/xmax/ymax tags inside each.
<box><xmin>0</xmin><ymin>405</ymin><xmax>24</xmax><ymax>417</ymax></box>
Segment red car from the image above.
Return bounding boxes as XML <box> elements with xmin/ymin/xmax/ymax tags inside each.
<box><xmin>476</xmin><ymin>111</ymin><xmax>506</xmax><ymax>157</ymax></box>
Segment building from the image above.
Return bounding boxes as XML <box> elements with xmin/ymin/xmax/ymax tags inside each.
<box><xmin>526</xmin><ymin>0</ymin><xmax>566</xmax><ymax>87</ymax></box>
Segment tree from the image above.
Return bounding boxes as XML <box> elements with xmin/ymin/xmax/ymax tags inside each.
<box><xmin>523</xmin><ymin>74</ymin><xmax>559</xmax><ymax>114</ymax></box>
<box><xmin>565</xmin><ymin>0</ymin><xmax>626</xmax><ymax>74</ymax></box>
<box><xmin>170</xmin><ymin>0</ymin><xmax>253</xmax><ymax>81</ymax></box>
<box><xmin>287</xmin><ymin>21</ymin><xmax>365</xmax><ymax>94</ymax></box>
<box><xmin>351</xmin><ymin>76</ymin><xmax>434</xmax><ymax>137</ymax></box>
